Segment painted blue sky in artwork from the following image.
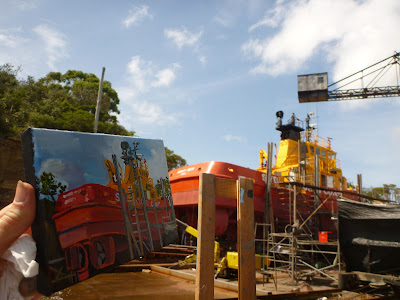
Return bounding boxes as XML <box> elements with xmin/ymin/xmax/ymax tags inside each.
<box><xmin>31</xmin><ymin>129</ymin><xmax>168</xmax><ymax>196</ymax></box>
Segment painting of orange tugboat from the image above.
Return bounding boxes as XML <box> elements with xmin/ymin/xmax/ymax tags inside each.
<box><xmin>21</xmin><ymin>128</ymin><xmax>177</xmax><ymax>295</ymax></box>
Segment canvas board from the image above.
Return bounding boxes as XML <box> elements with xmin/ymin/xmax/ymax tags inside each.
<box><xmin>21</xmin><ymin>128</ymin><xmax>178</xmax><ymax>295</ymax></box>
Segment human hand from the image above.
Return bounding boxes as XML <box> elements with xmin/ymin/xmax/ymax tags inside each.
<box><xmin>0</xmin><ymin>181</ymin><xmax>39</xmax><ymax>298</ymax></box>
<box><xmin>0</xmin><ymin>181</ymin><xmax>36</xmax><ymax>256</ymax></box>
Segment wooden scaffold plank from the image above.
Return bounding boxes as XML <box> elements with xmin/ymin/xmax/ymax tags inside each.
<box><xmin>237</xmin><ymin>177</ymin><xmax>256</xmax><ymax>300</ymax></box>
<box><xmin>195</xmin><ymin>173</ymin><xmax>216</xmax><ymax>300</ymax></box>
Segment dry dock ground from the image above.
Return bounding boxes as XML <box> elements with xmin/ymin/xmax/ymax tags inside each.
<box><xmin>42</xmin><ymin>265</ymin><xmax>378</xmax><ymax>300</ymax></box>
<box><xmin>40</xmin><ymin>248</ymin><xmax>392</xmax><ymax>300</ymax></box>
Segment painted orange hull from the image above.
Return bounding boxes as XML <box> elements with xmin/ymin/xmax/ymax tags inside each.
<box><xmin>52</xmin><ymin>183</ymin><xmax>170</xmax><ymax>279</ymax></box>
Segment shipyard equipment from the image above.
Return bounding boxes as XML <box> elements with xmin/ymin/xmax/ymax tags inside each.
<box><xmin>298</xmin><ymin>51</ymin><xmax>400</xmax><ymax>102</ymax></box>
<box><xmin>172</xmin><ymin>219</ymin><xmax>266</xmax><ymax>278</ymax></box>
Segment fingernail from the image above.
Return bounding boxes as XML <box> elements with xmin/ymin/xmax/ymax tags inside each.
<box><xmin>14</xmin><ymin>180</ymin><xmax>27</xmax><ymax>204</ymax></box>
<box><xmin>19</xmin><ymin>277</ymin><xmax>37</xmax><ymax>297</ymax></box>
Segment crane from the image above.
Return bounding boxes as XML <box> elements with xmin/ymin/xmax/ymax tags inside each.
<box><xmin>298</xmin><ymin>51</ymin><xmax>400</xmax><ymax>102</ymax></box>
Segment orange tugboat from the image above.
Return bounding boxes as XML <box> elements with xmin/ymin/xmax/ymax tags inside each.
<box><xmin>52</xmin><ymin>141</ymin><xmax>175</xmax><ymax>281</ymax></box>
<box><xmin>169</xmin><ymin>112</ymin><xmax>354</xmax><ymax>243</ymax></box>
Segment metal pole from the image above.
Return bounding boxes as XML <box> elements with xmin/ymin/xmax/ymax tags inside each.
<box><xmin>112</xmin><ymin>154</ymin><xmax>135</xmax><ymax>259</ymax></box>
<box><xmin>264</xmin><ymin>143</ymin><xmax>274</xmax><ymax>230</ymax></box>
<box><xmin>151</xmin><ymin>195</ymin><xmax>163</xmax><ymax>248</ymax></box>
<box><xmin>139</xmin><ymin>176</ymin><xmax>154</xmax><ymax>251</ymax></box>
<box><xmin>293</xmin><ymin>185</ymin><xmax>297</xmax><ymax>225</ymax></box>
<box><xmin>357</xmin><ymin>174</ymin><xmax>363</xmax><ymax>202</ymax></box>
<box><xmin>314</xmin><ymin>154</ymin><xmax>320</xmax><ymax>239</ymax></box>
<box><xmin>94</xmin><ymin>67</ymin><xmax>105</xmax><ymax>133</ymax></box>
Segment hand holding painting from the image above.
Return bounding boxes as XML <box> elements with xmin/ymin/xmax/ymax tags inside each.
<box><xmin>0</xmin><ymin>181</ymin><xmax>41</xmax><ymax>299</ymax></box>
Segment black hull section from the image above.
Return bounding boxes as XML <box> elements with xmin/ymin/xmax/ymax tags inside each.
<box><xmin>338</xmin><ymin>199</ymin><xmax>400</xmax><ymax>274</ymax></box>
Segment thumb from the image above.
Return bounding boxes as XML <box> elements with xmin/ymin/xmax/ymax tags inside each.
<box><xmin>0</xmin><ymin>181</ymin><xmax>36</xmax><ymax>256</ymax></box>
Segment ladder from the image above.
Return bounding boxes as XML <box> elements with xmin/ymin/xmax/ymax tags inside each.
<box><xmin>112</xmin><ymin>153</ymin><xmax>176</xmax><ymax>259</ymax></box>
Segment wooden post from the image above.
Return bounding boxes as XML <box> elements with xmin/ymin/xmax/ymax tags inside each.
<box><xmin>195</xmin><ymin>173</ymin><xmax>216</xmax><ymax>300</ymax></box>
<box><xmin>237</xmin><ymin>177</ymin><xmax>256</xmax><ymax>300</ymax></box>
<box><xmin>94</xmin><ymin>67</ymin><xmax>105</xmax><ymax>133</ymax></box>
<box><xmin>264</xmin><ymin>143</ymin><xmax>273</xmax><ymax>224</ymax></box>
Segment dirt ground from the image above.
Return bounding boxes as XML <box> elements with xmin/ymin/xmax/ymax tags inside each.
<box><xmin>41</xmin><ymin>267</ymin><xmax>341</xmax><ymax>299</ymax></box>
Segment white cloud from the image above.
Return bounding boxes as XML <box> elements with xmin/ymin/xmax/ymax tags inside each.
<box><xmin>33</xmin><ymin>24</ymin><xmax>68</xmax><ymax>70</ymax></box>
<box><xmin>0</xmin><ymin>25</ymin><xmax>71</xmax><ymax>77</ymax></box>
<box><xmin>0</xmin><ymin>27</ymin><xmax>27</xmax><ymax>49</ymax></box>
<box><xmin>164</xmin><ymin>27</ymin><xmax>206</xmax><ymax>64</ymax></box>
<box><xmin>123</xmin><ymin>5</ymin><xmax>153</xmax><ymax>28</ymax></box>
<box><xmin>0</xmin><ymin>33</ymin><xmax>19</xmax><ymax>48</ymax></box>
<box><xmin>164</xmin><ymin>27</ymin><xmax>203</xmax><ymax>49</ymax></box>
<box><xmin>242</xmin><ymin>0</ymin><xmax>400</xmax><ymax>84</ymax></box>
<box><xmin>14</xmin><ymin>0</ymin><xmax>39</xmax><ymax>10</ymax></box>
<box><xmin>224</xmin><ymin>134</ymin><xmax>247</xmax><ymax>143</ymax></box>
<box><xmin>249</xmin><ymin>0</ymin><xmax>286</xmax><ymax>31</ymax></box>
<box><xmin>118</xmin><ymin>56</ymin><xmax>181</xmax><ymax>128</ymax></box>
<box><xmin>214</xmin><ymin>14</ymin><xmax>234</xmax><ymax>28</ymax></box>
<box><xmin>198</xmin><ymin>55</ymin><xmax>207</xmax><ymax>66</ymax></box>
<box><xmin>152</xmin><ymin>64</ymin><xmax>180</xmax><ymax>87</ymax></box>
<box><xmin>125</xmin><ymin>56</ymin><xmax>179</xmax><ymax>92</ymax></box>
<box><xmin>129</xmin><ymin>101</ymin><xmax>177</xmax><ymax>126</ymax></box>
<box><xmin>213</xmin><ymin>0</ymin><xmax>265</xmax><ymax>28</ymax></box>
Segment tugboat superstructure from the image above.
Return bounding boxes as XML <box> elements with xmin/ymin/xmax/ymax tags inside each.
<box><xmin>258</xmin><ymin>111</ymin><xmax>347</xmax><ymax>190</ymax></box>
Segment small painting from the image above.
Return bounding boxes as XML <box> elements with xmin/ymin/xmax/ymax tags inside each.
<box><xmin>21</xmin><ymin>128</ymin><xmax>178</xmax><ymax>295</ymax></box>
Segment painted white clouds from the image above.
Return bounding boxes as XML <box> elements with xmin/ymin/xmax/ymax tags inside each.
<box><xmin>123</xmin><ymin>5</ymin><xmax>153</xmax><ymax>28</ymax></box>
<box><xmin>242</xmin><ymin>0</ymin><xmax>400</xmax><ymax>83</ymax></box>
<box><xmin>38</xmin><ymin>158</ymin><xmax>85</xmax><ymax>190</ymax></box>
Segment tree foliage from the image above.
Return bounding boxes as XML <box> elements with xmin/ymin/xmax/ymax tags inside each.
<box><xmin>364</xmin><ymin>184</ymin><xmax>400</xmax><ymax>203</ymax></box>
<box><xmin>0</xmin><ymin>64</ymin><xmax>133</xmax><ymax>137</ymax></box>
<box><xmin>155</xmin><ymin>177</ymin><xmax>172</xmax><ymax>198</ymax></box>
<box><xmin>40</xmin><ymin>172</ymin><xmax>67</xmax><ymax>203</ymax></box>
<box><xmin>165</xmin><ymin>147</ymin><xmax>187</xmax><ymax>171</ymax></box>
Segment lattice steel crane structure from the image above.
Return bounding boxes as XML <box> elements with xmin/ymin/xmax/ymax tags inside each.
<box><xmin>298</xmin><ymin>51</ymin><xmax>400</xmax><ymax>102</ymax></box>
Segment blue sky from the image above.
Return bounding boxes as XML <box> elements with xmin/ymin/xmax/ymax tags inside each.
<box><xmin>2</xmin><ymin>0</ymin><xmax>400</xmax><ymax>187</ymax></box>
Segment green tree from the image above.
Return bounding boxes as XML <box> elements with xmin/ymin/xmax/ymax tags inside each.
<box><xmin>0</xmin><ymin>64</ymin><xmax>21</xmax><ymax>137</ymax></box>
<box><xmin>364</xmin><ymin>184</ymin><xmax>400</xmax><ymax>203</ymax></box>
<box><xmin>165</xmin><ymin>147</ymin><xmax>187</xmax><ymax>171</ymax></box>
<box><xmin>0</xmin><ymin>65</ymin><xmax>133</xmax><ymax>137</ymax></box>
<box><xmin>155</xmin><ymin>177</ymin><xmax>172</xmax><ymax>198</ymax></box>
<box><xmin>40</xmin><ymin>172</ymin><xmax>67</xmax><ymax>203</ymax></box>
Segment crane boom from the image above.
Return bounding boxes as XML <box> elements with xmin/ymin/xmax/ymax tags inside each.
<box><xmin>298</xmin><ymin>52</ymin><xmax>400</xmax><ymax>103</ymax></box>
<box><xmin>328</xmin><ymin>86</ymin><xmax>400</xmax><ymax>101</ymax></box>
